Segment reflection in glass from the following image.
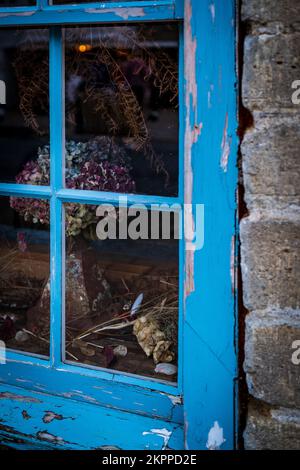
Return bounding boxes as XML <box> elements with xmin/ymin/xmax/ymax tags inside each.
<box><xmin>64</xmin><ymin>24</ymin><xmax>179</xmax><ymax>197</ymax></box>
<box><xmin>0</xmin><ymin>196</ymin><xmax>50</xmax><ymax>357</ymax></box>
<box><xmin>64</xmin><ymin>203</ymin><xmax>179</xmax><ymax>382</ymax></box>
<box><xmin>0</xmin><ymin>28</ymin><xmax>49</xmax><ymax>184</ymax></box>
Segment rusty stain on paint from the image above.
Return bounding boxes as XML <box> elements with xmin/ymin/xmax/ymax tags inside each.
<box><xmin>86</xmin><ymin>8</ymin><xmax>145</xmax><ymax>20</ymax></box>
<box><xmin>221</xmin><ymin>113</ymin><xmax>231</xmax><ymax>172</ymax></box>
<box><xmin>184</xmin><ymin>0</ymin><xmax>201</xmax><ymax>299</ymax></box>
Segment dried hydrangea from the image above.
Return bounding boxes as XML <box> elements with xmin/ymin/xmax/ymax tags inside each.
<box><xmin>65</xmin><ymin>203</ymin><xmax>97</xmax><ymax>238</ymax></box>
<box><xmin>11</xmin><ymin>138</ymin><xmax>135</xmax><ymax>237</ymax></box>
<box><xmin>10</xmin><ymin>197</ymin><xmax>50</xmax><ymax>226</ymax></box>
<box><xmin>69</xmin><ymin>160</ymin><xmax>135</xmax><ymax>193</ymax></box>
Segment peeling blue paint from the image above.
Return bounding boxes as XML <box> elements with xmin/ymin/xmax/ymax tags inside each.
<box><xmin>0</xmin><ymin>0</ymin><xmax>238</xmax><ymax>450</ymax></box>
<box><xmin>0</xmin><ymin>2</ymin><xmax>176</xmax><ymax>25</ymax></box>
<box><xmin>183</xmin><ymin>0</ymin><xmax>238</xmax><ymax>450</ymax></box>
<box><xmin>0</xmin><ymin>384</ymin><xmax>183</xmax><ymax>450</ymax></box>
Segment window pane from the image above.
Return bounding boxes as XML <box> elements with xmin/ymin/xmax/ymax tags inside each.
<box><xmin>0</xmin><ymin>28</ymin><xmax>49</xmax><ymax>185</ymax></box>
<box><xmin>64</xmin><ymin>24</ymin><xmax>179</xmax><ymax>197</ymax></box>
<box><xmin>64</xmin><ymin>203</ymin><xmax>179</xmax><ymax>383</ymax></box>
<box><xmin>0</xmin><ymin>1</ymin><xmax>35</xmax><ymax>6</ymax></box>
<box><xmin>0</xmin><ymin>195</ymin><xmax>50</xmax><ymax>357</ymax></box>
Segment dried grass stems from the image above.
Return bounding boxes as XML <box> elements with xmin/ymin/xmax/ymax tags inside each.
<box><xmin>0</xmin><ymin>244</ymin><xmax>44</xmax><ymax>297</ymax></box>
<box><xmin>0</xmin><ymin>241</ymin><xmax>178</xmax><ymax>362</ymax></box>
<box><xmin>70</xmin><ymin>278</ymin><xmax>178</xmax><ymax>350</ymax></box>
<box><xmin>21</xmin><ymin>327</ymin><xmax>78</xmax><ymax>361</ymax></box>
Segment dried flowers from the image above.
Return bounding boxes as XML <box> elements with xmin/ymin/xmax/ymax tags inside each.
<box><xmin>10</xmin><ymin>138</ymin><xmax>136</xmax><ymax>237</ymax></box>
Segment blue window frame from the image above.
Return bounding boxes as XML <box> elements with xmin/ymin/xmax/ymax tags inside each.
<box><xmin>0</xmin><ymin>0</ymin><xmax>238</xmax><ymax>450</ymax></box>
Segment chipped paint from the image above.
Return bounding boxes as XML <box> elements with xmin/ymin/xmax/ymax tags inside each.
<box><xmin>143</xmin><ymin>428</ymin><xmax>172</xmax><ymax>450</ymax></box>
<box><xmin>22</xmin><ymin>410</ymin><xmax>31</xmax><ymax>420</ymax></box>
<box><xmin>15</xmin><ymin>379</ymin><xmax>31</xmax><ymax>384</ymax></box>
<box><xmin>208</xmin><ymin>84</ymin><xmax>214</xmax><ymax>108</ymax></box>
<box><xmin>183</xmin><ymin>0</ymin><xmax>238</xmax><ymax>451</ymax></box>
<box><xmin>184</xmin><ymin>0</ymin><xmax>202</xmax><ymax>298</ymax></box>
<box><xmin>185</xmin><ymin>249</ymin><xmax>195</xmax><ymax>298</ymax></box>
<box><xmin>209</xmin><ymin>3</ymin><xmax>216</xmax><ymax>22</ymax></box>
<box><xmin>37</xmin><ymin>431</ymin><xmax>64</xmax><ymax>445</ymax></box>
<box><xmin>43</xmin><ymin>411</ymin><xmax>64</xmax><ymax>424</ymax></box>
<box><xmin>0</xmin><ymin>383</ymin><xmax>183</xmax><ymax>449</ymax></box>
<box><xmin>61</xmin><ymin>391</ymin><xmax>98</xmax><ymax>403</ymax></box>
<box><xmin>184</xmin><ymin>413</ymin><xmax>189</xmax><ymax>450</ymax></box>
<box><xmin>220</xmin><ymin>113</ymin><xmax>231</xmax><ymax>172</ymax></box>
<box><xmin>167</xmin><ymin>394</ymin><xmax>182</xmax><ymax>406</ymax></box>
<box><xmin>0</xmin><ymin>392</ymin><xmax>41</xmax><ymax>403</ymax></box>
<box><xmin>85</xmin><ymin>8</ymin><xmax>145</xmax><ymax>20</ymax></box>
<box><xmin>206</xmin><ymin>421</ymin><xmax>226</xmax><ymax>450</ymax></box>
<box><xmin>0</xmin><ymin>11</ymin><xmax>35</xmax><ymax>18</ymax></box>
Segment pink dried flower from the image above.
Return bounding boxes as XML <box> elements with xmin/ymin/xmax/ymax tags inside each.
<box><xmin>10</xmin><ymin>141</ymin><xmax>135</xmax><ymax>236</ymax></box>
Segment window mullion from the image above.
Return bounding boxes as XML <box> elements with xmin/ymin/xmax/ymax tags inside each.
<box><xmin>56</xmin><ymin>189</ymin><xmax>180</xmax><ymax>208</ymax></box>
<box><xmin>49</xmin><ymin>26</ymin><xmax>64</xmax><ymax>368</ymax></box>
<box><xmin>37</xmin><ymin>0</ymin><xmax>47</xmax><ymax>10</ymax></box>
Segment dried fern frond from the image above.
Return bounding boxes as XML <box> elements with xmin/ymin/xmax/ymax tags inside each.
<box><xmin>122</xmin><ymin>26</ymin><xmax>178</xmax><ymax>102</ymax></box>
<box><xmin>97</xmin><ymin>44</ymin><xmax>149</xmax><ymax>150</ymax></box>
<box><xmin>13</xmin><ymin>25</ymin><xmax>178</xmax><ymax>184</ymax></box>
<box><xmin>13</xmin><ymin>53</ymin><xmax>49</xmax><ymax>136</ymax></box>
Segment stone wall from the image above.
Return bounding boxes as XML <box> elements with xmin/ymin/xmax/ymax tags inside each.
<box><xmin>240</xmin><ymin>0</ymin><xmax>300</xmax><ymax>449</ymax></box>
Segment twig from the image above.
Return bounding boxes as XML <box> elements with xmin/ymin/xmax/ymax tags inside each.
<box><xmin>22</xmin><ymin>328</ymin><xmax>49</xmax><ymax>344</ymax></box>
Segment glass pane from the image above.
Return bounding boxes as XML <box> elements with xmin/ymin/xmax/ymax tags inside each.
<box><xmin>64</xmin><ymin>203</ymin><xmax>179</xmax><ymax>383</ymax></box>
<box><xmin>0</xmin><ymin>1</ymin><xmax>35</xmax><ymax>6</ymax></box>
<box><xmin>64</xmin><ymin>24</ymin><xmax>179</xmax><ymax>197</ymax></box>
<box><xmin>0</xmin><ymin>195</ymin><xmax>50</xmax><ymax>357</ymax></box>
<box><xmin>0</xmin><ymin>28</ymin><xmax>49</xmax><ymax>184</ymax></box>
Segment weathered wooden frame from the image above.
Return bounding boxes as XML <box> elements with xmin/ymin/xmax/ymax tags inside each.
<box><xmin>0</xmin><ymin>0</ymin><xmax>238</xmax><ymax>450</ymax></box>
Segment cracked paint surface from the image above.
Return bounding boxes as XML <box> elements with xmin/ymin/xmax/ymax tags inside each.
<box><xmin>0</xmin><ymin>383</ymin><xmax>183</xmax><ymax>450</ymax></box>
<box><xmin>0</xmin><ymin>392</ymin><xmax>41</xmax><ymax>403</ymax></box>
<box><xmin>143</xmin><ymin>428</ymin><xmax>172</xmax><ymax>450</ymax></box>
<box><xmin>43</xmin><ymin>411</ymin><xmax>64</xmax><ymax>424</ymax></box>
<box><xmin>86</xmin><ymin>8</ymin><xmax>145</xmax><ymax>20</ymax></box>
<box><xmin>0</xmin><ymin>11</ymin><xmax>35</xmax><ymax>19</ymax></box>
<box><xmin>37</xmin><ymin>431</ymin><xmax>64</xmax><ymax>444</ymax></box>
